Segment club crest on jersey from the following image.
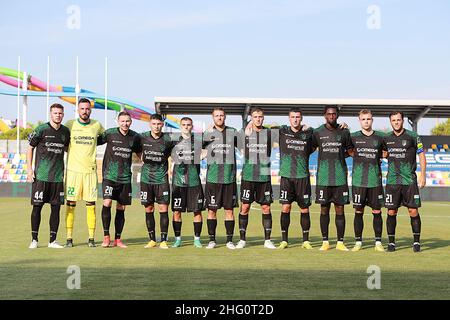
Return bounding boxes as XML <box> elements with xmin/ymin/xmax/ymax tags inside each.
<box><xmin>402</xmin><ymin>140</ymin><xmax>407</xmax><ymax>146</ymax></box>
<box><xmin>336</xmin><ymin>135</ymin><xmax>341</xmax><ymax>142</ymax></box>
<box><xmin>373</xmin><ymin>140</ymin><xmax>378</xmax><ymax>147</ymax></box>
<box><xmin>301</xmin><ymin>133</ymin><xmax>306</xmax><ymax>140</ymax></box>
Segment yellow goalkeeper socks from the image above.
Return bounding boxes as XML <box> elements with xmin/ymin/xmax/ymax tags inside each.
<box><xmin>86</xmin><ymin>204</ymin><xmax>96</xmax><ymax>239</ymax></box>
<box><xmin>66</xmin><ymin>204</ymin><xmax>75</xmax><ymax>239</ymax></box>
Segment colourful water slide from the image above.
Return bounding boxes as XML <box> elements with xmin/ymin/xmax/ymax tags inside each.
<box><xmin>0</xmin><ymin>67</ymin><xmax>182</xmax><ymax>128</ymax></box>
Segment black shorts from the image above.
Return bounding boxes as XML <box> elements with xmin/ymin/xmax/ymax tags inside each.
<box><xmin>140</xmin><ymin>182</ymin><xmax>170</xmax><ymax>206</ymax></box>
<box><xmin>171</xmin><ymin>185</ymin><xmax>205</xmax><ymax>213</ymax></box>
<box><xmin>352</xmin><ymin>185</ymin><xmax>384</xmax><ymax>210</ymax></box>
<box><xmin>102</xmin><ymin>180</ymin><xmax>132</xmax><ymax>205</ymax></box>
<box><xmin>31</xmin><ymin>180</ymin><xmax>64</xmax><ymax>206</ymax></box>
<box><xmin>240</xmin><ymin>180</ymin><xmax>273</xmax><ymax>205</ymax></box>
<box><xmin>205</xmin><ymin>182</ymin><xmax>238</xmax><ymax>210</ymax></box>
<box><xmin>279</xmin><ymin>177</ymin><xmax>312</xmax><ymax>208</ymax></box>
<box><xmin>385</xmin><ymin>184</ymin><xmax>421</xmax><ymax>209</ymax></box>
<box><xmin>315</xmin><ymin>185</ymin><xmax>350</xmax><ymax>206</ymax></box>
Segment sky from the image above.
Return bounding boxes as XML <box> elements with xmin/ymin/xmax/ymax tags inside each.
<box><xmin>1</xmin><ymin>0</ymin><xmax>449</xmax><ymax>133</ymax></box>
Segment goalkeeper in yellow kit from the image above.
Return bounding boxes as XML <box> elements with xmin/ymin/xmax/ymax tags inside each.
<box><xmin>64</xmin><ymin>98</ymin><xmax>105</xmax><ymax>247</ymax></box>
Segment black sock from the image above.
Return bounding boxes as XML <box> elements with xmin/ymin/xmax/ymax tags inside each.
<box><xmin>354</xmin><ymin>212</ymin><xmax>364</xmax><ymax>242</ymax></box>
<box><xmin>49</xmin><ymin>205</ymin><xmax>60</xmax><ymax>243</ymax></box>
<box><xmin>320</xmin><ymin>213</ymin><xmax>330</xmax><ymax>241</ymax></box>
<box><xmin>102</xmin><ymin>206</ymin><xmax>112</xmax><ymax>236</ymax></box>
<box><xmin>207</xmin><ymin>219</ymin><xmax>217</xmax><ymax>242</ymax></box>
<box><xmin>114</xmin><ymin>209</ymin><xmax>125</xmax><ymax>239</ymax></box>
<box><xmin>160</xmin><ymin>212</ymin><xmax>169</xmax><ymax>242</ymax></box>
<box><xmin>31</xmin><ymin>205</ymin><xmax>42</xmax><ymax>241</ymax></box>
<box><xmin>373</xmin><ymin>212</ymin><xmax>383</xmax><ymax>242</ymax></box>
<box><xmin>336</xmin><ymin>214</ymin><xmax>346</xmax><ymax>242</ymax></box>
<box><xmin>193</xmin><ymin>221</ymin><xmax>202</xmax><ymax>238</ymax></box>
<box><xmin>262</xmin><ymin>213</ymin><xmax>272</xmax><ymax>240</ymax></box>
<box><xmin>410</xmin><ymin>215</ymin><xmax>421</xmax><ymax>243</ymax></box>
<box><xmin>301</xmin><ymin>211</ymin><xmax>311</xmax><ymax>242</ymax></box>
<box><xmin>386</xmin><ymin>215</ymin><xmax>397</xmax><ymax>244</ymax></box>
<box><xmin>225</xmin><ymin>220</ymin><xmax>235</xmax><ymax>243</ymax></box>
<box><xmin>173</xmin><ymin>220</ymin><xmax>182</xmax><ymax>237</ymax></box>
<box><xmin>280</xmin><ymin>212</ymin><xmax>290</xmax><ymax>242</ymax></box>
<box><xmin>146</xmin><ymin>212</ymin><xmax>156</xmax><ymax>241</ymax></box>
<box><xmin>239</xmin><ymin>214</ymin><xmax>248</xmax><ymax>241</ymax></box>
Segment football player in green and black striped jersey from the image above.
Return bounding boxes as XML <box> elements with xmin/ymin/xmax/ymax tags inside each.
<box><xmin>27</xmin><ymin>103</ymin><xmax>70</xmax><ymax>249</ymax></box>
<box><xmin>140</xmin><ymin>114</ymin><xmax>176</xmax><ymax>249</ymax></box>
<box><xmin>348</xmin><ymin>109</ymin><xmax>386</xmax><ymax>252</ymax></box>
<box><xmin>312</xmin><ymin>105</ymin><xmax>353</xmax><ymax>252</ymax></box>
<box><xmin>383</xmin><ymin>111</ymin><xmax>426</xmax><ymax>253</ymax></box>
<box><xmin>171</xmin><ymin>117</ymin><xmax>204</xmax><ymax>248</ymax></box>
<box><xmin>237</xmin><ymin>108</ymin><xmax>276</xmax><ymax>249</ymax></box>
<box><xmin>97</xmin><ymin>111</ymin><xmax>142</xmax><ymax>248</ymax></box>
<box><xmin>277</xmin><ymin>108</ymin><xmax>315</xmax><ymax>250</ymax></box>
<box><xmin>202</xmin><ymin>108</ymin><xmax>239</xmax><ymax>249</ymax></box>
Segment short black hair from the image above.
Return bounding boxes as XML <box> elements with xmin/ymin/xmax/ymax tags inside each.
<box><xmin>324</xmin><ymin>105</ymin><xmax>339</xmax><ymax>114</ymax></box>
<box><xmin>250</xmin><ymin>107</ymin><xmax>264</xmax><ymax>115</ymax></box>
<box><xmin>150</xmin><ymin>114</ymin><xmax>164</xmax><ymax>122</ymax></box>
<box><xmin>49</xmin><ymin>103</ymin><xmax>64</xmax><ymax>111</ymax></box>
<box><xmin>118</xmin><ymin>111</ymin><xmax>131</xmax><ymax>119</ymax></box>
<box><xmin>180</xmin><ymin>117</ymin><xmax>193</xmax><ymax>123</ymax></box>
<box><xmin>389</xmin><ymin>111</ymin><xmax>404</xmax><ymax>119</ymax></box>
<box><xmin>78</xmin><ymin>97</ymin><xmax>91</xmax><ymax>105</ymax></box>
<box><xmin>289</xmin><ymin>107</ymin><xmax>302</xmax><ymax>115</ymax></box>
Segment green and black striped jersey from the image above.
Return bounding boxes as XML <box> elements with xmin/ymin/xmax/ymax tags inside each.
<box><xmin>172</xmin><ymin>133</ymin><xmax>202</xmax><ymax>187</ymax></box>
<box><xmin>278</xmin><ymin>125</ymin><xmax>314</xmax><ymax>179</ymax></box>
<box><xmin>202</xmin><ymin>126</ymin><xmax>238</xmax><ymax>184</ymax></box>
<box><xmin>312</xmin><ymin>125</ymin><xmax>352</xmax><ymax>187</ymax></box>
<box><xmin>241</xmin><ymin>129</ymin><xmax>272</xmax><ymax>182</ymax></box>
<box><xmin>383</xmin><ymin>129</ymin><xmax>424</xmax><ymax>185</ymax></box>
<box><xmin>140</xmin><ymin>132</ymin><xmax>175</xmax><ymax>185</ymax></box>
<box><xmin>97</xmin><ymin>128</ymin><xmax>141</xmax><ymax>184</ymax></box>
<box><xmin>350</xmin><ymin>130</ymin><xmax>385</xmax><ymax>188</ymax></box>
<box><xmin>28</xmin><ymin>122</ymin><xmax>70</xmax><ymax>183</ymax></box>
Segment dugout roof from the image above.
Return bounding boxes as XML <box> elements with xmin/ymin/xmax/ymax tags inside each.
<box><xmin>155</xmin><ymin>97</ymin><xmax>450</xmax><ymax>131</ymax></box>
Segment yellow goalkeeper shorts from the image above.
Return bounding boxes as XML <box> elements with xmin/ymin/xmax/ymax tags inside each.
<box><xmin>65</xmin><ymin>170</ymin><xmax>98</xmax><ymax>202</ymax></box>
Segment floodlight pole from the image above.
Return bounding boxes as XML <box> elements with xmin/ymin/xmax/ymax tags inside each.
<box><xmin>22</xmin><ymin>72</ymin><xmax>28</xmax><ymax>129</ymax></box>
<box><xmin>75</xmin><ymin>56</ymin><xmax>79</xmax><ymax>118</ymax></box>
<box><xmin>46</xmin><ymin>56</ymin><xmax>50</xmax><ymax>121</ymax></box>
<box><xmin>104</xmin><ymin>57</ymin><xmax>108</xmax><ymax>129</ymax></box>
<box><xmin>16</xmin><ymin>56</ymin><xmax>20</xmax><ymax>154</ymax></box>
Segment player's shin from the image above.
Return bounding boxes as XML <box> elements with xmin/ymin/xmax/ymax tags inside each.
<box><xmin>386</xmin><ymin>214</ymin><xmax>397</xmax><ymax>244</ymax></box>
<box><xmin>101</xmin><ymin>206</ymin><xmax>112</xmax><ymax>236</ymax></box>
<box><xmin>354</xmin><ymin>211</ymin><xmax>364</xmax><ymax>243</ymax></box>
<box><xmin>86</xmin><ymin>204</ymin><xmax>96</xmax><ymax>240</ymax></box>
<box><xmin>207</xmin><ymin>219</ymin><xmax>217</xmax><ymax>242</ymax></box>
<box><xmin>160</xmin><ymin>212</ymin><xmax>169</xmax><ymax>242</ymax></box>
<box><xmin>320</xmin><ymin>207</ymin><xmax>330</xmax><ymax>241</ymax></box>
<box><xmin>300</xmin><ymin>211</ymin><xmax>310</xmax><ymax>241</ymax></box>
<box><xmin>262</xmin><ymin>213</ymin><xmax>272</xmax><ymax>240</ymax></box>
<box><xmin>225</xmin><ymin>220</ymin><xmax>235</xmax><ymax>243</ymax></box>
<box><xmin>280</xmin><ymin>212</ymin><xmax>290</xmax><ymax>242</ymax></box>
<box><xmin>49</xmin><ymin>205</ymin><xmax>60</xmax><ymax>243</ymax></box>
<box><xmin>410</xmin><ymin>214</ymin><xmax>421</xmax><ymax>243</ymax></box>
<box><xmin>31</xmin><ymin>205</ymin><xmax>43</xmax><ymax>241</ymax></box>
<box><xmin>145</xmin><ymin>211</ymin><xmax>156</xmax><ymax>241</ymax></box>
<box><xmin>372</xmin><ymin>211</ymin><xmax>383</xmax><ymax>243</ymax></box>
<box><xmin>335</xmin><ymin>213</ymin><xmax>346</xmax><ymax>242</ymax></box>
<box><xmin>114</xmin><ymin>209</ymin><xmax>125</xmax><ymax>239</ymax></box>
<box><xmin>238</xmin><ymin>213</ymin><xmax>248</xmax><ymax>241</ymax></box>
<box><xmin>65</xmin><ymin>203</ymin><xmax>76</xmax><ymax>240</ymax></box>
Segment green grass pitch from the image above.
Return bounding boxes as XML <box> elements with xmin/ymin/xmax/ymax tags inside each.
<box><xmin>1</xmin><ymin>198</ymin><xmax>449</xmax><ymax>300</ymax></box>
